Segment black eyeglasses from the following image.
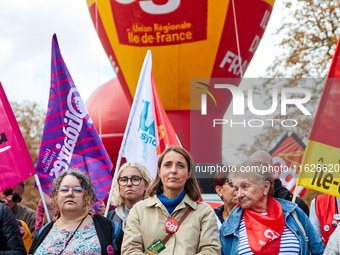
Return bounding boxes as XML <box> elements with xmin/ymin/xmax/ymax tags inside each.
<box><xmin>3</xmin><ymin>189</ymin><xmax>22</xmax><ymax>203</ymax></box>
<box><xmin>117</xmin><ymin>176</ymin><xmax>144</xmax><ymax>186</ymax></box>
<box><xmin>222</xmin><ymin>179</ymin><xmax>234</xmax><ymax>188</ymax></box>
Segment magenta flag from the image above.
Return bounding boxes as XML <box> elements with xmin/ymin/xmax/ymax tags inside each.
<box><xmin>35</xmin><ymin>34</ymin><xmax>113</xmax><ymax>209</ymax></box>
<box><xmin>0</xmin><ymin>82</ymin><xmax>36</xmax><ymax>192</ymax></box>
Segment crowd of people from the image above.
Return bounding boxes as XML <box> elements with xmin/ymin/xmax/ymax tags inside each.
<box><xmin>0</xmin><ymin>146</ymin><xmax>339</xmax><ymax>254</ymax></box>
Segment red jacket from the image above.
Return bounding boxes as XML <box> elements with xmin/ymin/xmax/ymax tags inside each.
<box><xmin>315</xmin><ymin>194</ymin><xmax>339</xmax><ymax>246</ymax></box>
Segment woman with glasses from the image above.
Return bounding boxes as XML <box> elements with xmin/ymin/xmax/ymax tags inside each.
<box><xmin>29</xmin><ymin>169</ymin><xmax>123</xmax><ymax>255</ymax></box>
<box><xmin>214</xmin><ymin>169</ymin><xmax>238</xmax><ymax>228</ymax></box>
<box><xmin>122</xmin><ymin>146</ymin><xmax>221</xmax><ymax>255</ymax></box>
<box><xmin>107</xmin><ymin>162</ymin><xmax>153</xmax><ymax>230</ymax></box>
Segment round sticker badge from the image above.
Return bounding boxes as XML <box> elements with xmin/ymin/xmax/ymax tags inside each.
<box><xmin>324</xmin><ymin>225</ymin><xmax>330</xmax><ymax>232</ymax></box>
<box><xmin>334</xmin><ymin>214</ymin><xmax>340</xmax><ymax>221</ymax></box>
<box><xmin>165</xmin><ymin>218</ymin><xmax>179</xmax><ymax>233</ymax></box>
<box><xmin>331</xmin><ymin>220</ymin><xmax>338</xmax><ymax>227</ymax></box>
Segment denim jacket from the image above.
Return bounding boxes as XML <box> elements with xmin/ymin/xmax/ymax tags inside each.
<box><xmin>220</xmin><ymin>198</ymin><xmax>324</xmax><ymax>255</ymax></box>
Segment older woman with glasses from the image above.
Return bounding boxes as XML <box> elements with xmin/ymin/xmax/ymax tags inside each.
<box><xmin>214</xmin><ymin>169</ymin><xmax>238</xmax><ymax>228</ymax></box>
<box><xmin>29</xmin><ymin>169</ymin><xmax>123</xmax><ymax>255</ymax></box>
<box><xmin>107</xmin><ymin>162</ymin><xmax>153</xmax><ymax>230</ymax></box>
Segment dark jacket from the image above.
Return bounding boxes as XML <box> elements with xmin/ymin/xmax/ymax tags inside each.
<box><xmin>29</xmin><ymin>214</ymin><xmax>123</xmax><ymax>255</ymax></box>
<box><xmin>274</xmin><ymin>179</ymin><xmax>310</xmax><ymax>216</ymax></box>
<box><xmin>107</xmin><ymin>209</ymin><xmax>124</xmax><ymax>229</ymax></box>
<box><xmin>0</xmin><ymin>200</ymin><xmax>26</xmax><ymax>255</ymax></box>
<box><xmin>214</xmin><ymin>205</ymin><xmax>224</xmax><ymax>224</ymax></box>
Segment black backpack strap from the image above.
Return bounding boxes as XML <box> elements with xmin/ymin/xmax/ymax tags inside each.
<box><xmin>112</xmin><ymin>221</ymin><xmax>123</xmax><ymax>255</ymax></box>
<box><xmin>29</xmin><ymin>221</ymin><xmax>54</xmax><ymax>254</ymax></box>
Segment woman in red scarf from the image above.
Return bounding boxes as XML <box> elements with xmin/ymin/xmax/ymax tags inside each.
<box><xmin>219</xmin><ymin>161</ymin><xmax>324</xmax><ymax>255</ymax></box>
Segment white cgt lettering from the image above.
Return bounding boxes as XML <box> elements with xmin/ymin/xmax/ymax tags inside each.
<box><xmin>115</xmin><ymin>0</ymin><xmax>134</xmax><ymax>3</ymax></box>
<box><xmin>166</xmin><ymin>222</ymin><xmax>178</xmax><ymax>232</ymax></box>
<box><xmin>115</xmin><ymin>0</ymin><xmax>180</xmax><ymax>14</ymax></box>
<box><xmin>140</xmin><ymin>0</ymin><xmax>180</xmax><ymax>14</ymax></box>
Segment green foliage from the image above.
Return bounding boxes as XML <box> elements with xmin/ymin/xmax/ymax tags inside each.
<box><xmin>269</xmin><ymin>0</ymin><xmax>340</xmax><ymax>79</ymax></box>
<box><xmin>10</xmin><ymin>101</ymin><xmax>46</xmax><ymax>210</ymax></box>
<box><xmin>11</xmin><ymin>101</ymin><xmax>46</xmax><ymax>164</ymax></box>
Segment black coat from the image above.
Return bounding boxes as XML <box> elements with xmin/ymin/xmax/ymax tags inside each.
<box><xmin>0</xmin><ymin>200</ymin><xmax>26</xmax><ymax>255</ymax></box>
<box><xmin>274</xmin><ymin>179</ymin><xmax>310</xmax><ymax>216</ymax></box>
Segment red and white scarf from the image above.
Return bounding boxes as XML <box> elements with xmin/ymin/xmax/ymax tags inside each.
<box><xmin>241</xmin><ymin>196</ymin><xmax>285</xmax><ymax>255</ymax></box>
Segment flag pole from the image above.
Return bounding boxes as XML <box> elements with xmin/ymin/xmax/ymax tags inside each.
<box><xmin>292</xmin><ymin>183</ymin><xmax>299</xmax><ymax>204</ymax></box>
<box><xmin>104</xmin><ymin>154</ymin><xmax>122</xmax><ymax>217</ymax></box>
<box><xmin>104</xmin><ymin>50</ymin><xmax>152</xmax><ymax>217</ymax></box>
<box><xmin>34</xmin><ymin>174</ymin><xmax>51</xmax><ymax>222</ymax></box>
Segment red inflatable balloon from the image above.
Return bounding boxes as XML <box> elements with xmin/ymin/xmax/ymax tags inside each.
<box><xmin>85</xmin><ymin>0</ymin><xmax>275</xmax><ymax>164</ymax></box>
<box><xmin>85</xmin><ymin>78</ymin><xmax>130</xmax><ymax>165</ymax></box>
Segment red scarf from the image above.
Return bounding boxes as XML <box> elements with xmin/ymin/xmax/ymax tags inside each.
<box><xmin>241</xmin><ymin>197</ymin><xmax>285</xmax><ymax>255</ymax></box>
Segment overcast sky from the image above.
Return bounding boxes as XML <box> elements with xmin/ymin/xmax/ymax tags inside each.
<box><xmin>0</xmin><ymin>1</ymin><xmax>115</xmax><ymax>108</ymax></box>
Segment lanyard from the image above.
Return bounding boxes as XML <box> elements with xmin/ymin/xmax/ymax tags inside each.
<box><xmin>58</xmin><ymin>214</ymin><xmax>88</xmax><ymax>255</ymax></box>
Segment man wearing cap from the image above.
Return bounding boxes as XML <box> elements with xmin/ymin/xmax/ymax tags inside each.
<box><xmin>0</xmin><ymin>182</ymin><xmax>36</xmax><ymax>238</ymax></box>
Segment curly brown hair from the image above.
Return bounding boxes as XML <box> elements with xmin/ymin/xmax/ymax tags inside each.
<box><xmin>51</xmin><ymin>169</ymin><xmax>96</xmax><ymax>219</ymax></box>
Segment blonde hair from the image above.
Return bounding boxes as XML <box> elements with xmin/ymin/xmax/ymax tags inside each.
<box><xmin>111</xmin><ymin>162</ymin><xmax>153</xmax><ymax>206</ymax></box>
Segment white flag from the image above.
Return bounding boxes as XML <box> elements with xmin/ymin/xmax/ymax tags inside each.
<box><xmin>121</xmin><ymin>51</ymin><xmax>159</xmax><ymax>177</ymax></box>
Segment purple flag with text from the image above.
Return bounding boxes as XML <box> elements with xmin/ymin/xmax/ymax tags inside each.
<box><xmin>35</xmin><ymin>34</ymin><xmax>113</xmax><ymax>209</ymax></box>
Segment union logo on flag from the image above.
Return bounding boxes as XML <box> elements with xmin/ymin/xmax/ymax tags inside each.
<box><xmin>35</xmin><ymin>34</ymin><xmax>113</xmax><ymax>209</ymax></box>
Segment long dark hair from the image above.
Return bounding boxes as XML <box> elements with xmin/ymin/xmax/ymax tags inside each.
<box><xmin>148</xmin><ymin>146</ymin><xmax>201</xmax><ymax>201</ymax></box>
